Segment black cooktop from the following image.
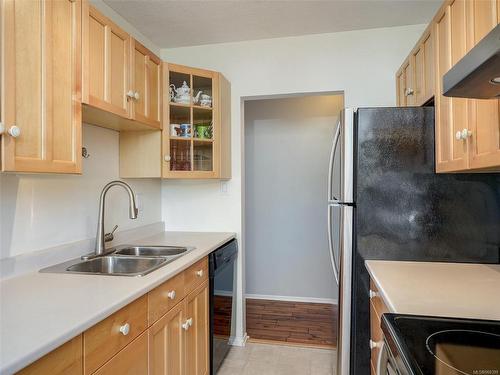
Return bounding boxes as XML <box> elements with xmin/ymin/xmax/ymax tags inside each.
<box><xmin>382</xmin><ymin>314</ymin><xmax>500</xmax><ymax>375</ymax></box>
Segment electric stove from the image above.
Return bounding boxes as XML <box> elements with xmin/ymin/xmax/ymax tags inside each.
<box><xmin>381</xmin><ymin>314</ymin><xmax>500</xmax><ymax>375</ymax></box>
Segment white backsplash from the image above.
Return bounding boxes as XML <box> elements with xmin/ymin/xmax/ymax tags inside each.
<box><xmin>0</xmin><ymin>124</ymin><xmax>162</xmax><ymax>263</ymax></box>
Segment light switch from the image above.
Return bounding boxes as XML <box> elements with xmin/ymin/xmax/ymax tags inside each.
<box><xmin>220</xmin><ymin>181</ymin><xmax>229</xmax><ymax>194</ymax></box>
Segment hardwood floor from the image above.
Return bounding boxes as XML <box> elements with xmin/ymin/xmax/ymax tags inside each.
<box><xmin>214</xmin><ymin>296</ymin><xmax>337</xmax><ymax>347</ymax></box>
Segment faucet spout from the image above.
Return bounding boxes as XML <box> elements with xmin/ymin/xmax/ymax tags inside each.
<box><xmin>93</xmin><ymin>180</ymin><xmax>138</xmax><ymax>257</ymax></box>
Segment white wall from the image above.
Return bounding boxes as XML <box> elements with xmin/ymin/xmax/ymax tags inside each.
<box><xmin>245</xmin><ymin>95</ymin><xmax>343</xmax><ymax>302</ymax></box>
<box><xmin>0</xmin><ymin>125</ymin><xmax>161</xmax><ymax>259</ymax></box>
<box><xmin>160</xmin><ymin>24</ymin><xmax>426</xmax><ymax>339</ymax></box>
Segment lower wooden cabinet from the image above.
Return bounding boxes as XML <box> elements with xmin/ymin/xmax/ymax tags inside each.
<box><xmin>93</xmin><ymin>332</ymin><xmax>149</xmax><ymax>375</ymax></box>
<box><xmin>16</xmin><ymin>257</ymin><xmax>211</xmax><ymax>375</ymax></box>
<box><xmin>150</xmin><ymin>281</ymin><xmax>210</xmax><ymax>375</ymax></box>
<box><xmin>16</xmin><ymin>336</ymin><xmax>83</xmax><ymax>375</ymax></box>
<box><xmin>369</xmin><ymin>280</ymin><xmax>389</xmax><ymax>373</ymax></box>
<box><xmin>150</xmin><ymin>302</ymin><xmax>186</xmax><ymax>375</ymax></box>
<box><xmin>185</xmin><ymin>282</ymin><xmax>210</xmax><ymax>375</ymax></box>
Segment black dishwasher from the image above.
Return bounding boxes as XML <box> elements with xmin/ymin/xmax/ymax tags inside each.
<box><xmin>209</xmin><ymin>239</ymin><xmax>238</xmax><ymax>374</ymax></box>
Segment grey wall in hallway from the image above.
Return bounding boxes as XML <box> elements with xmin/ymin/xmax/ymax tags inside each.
<box><xmin>244</xmin><ymin>95</ymin><xmax>344</xmax><ymax>301</ymax></box>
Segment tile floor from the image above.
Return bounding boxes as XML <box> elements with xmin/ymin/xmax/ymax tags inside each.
<box><xmin>218</xmin><ymin>342</ymin><xmax>336</xmax><ymax>375</ymax></box>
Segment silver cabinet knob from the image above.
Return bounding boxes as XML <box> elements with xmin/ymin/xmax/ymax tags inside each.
<box><xmin>164</xmin><ymin>155</ymin><xmax>171</xmax><ymax>162</ymax></box>
<box><xmin>196</xmin><ymin>270</ymin><xmax>204</xmax><ymax>277</ymax></box>
<box><xmin>134</xmin><ymin>91</ymin><xmax>140</xmax><ymax>100</ymax></box>
<box><xmin>8</xmin><ymin>125</ymin><xmax>21</xmax><ymax>138</ymax></box>
<box><xmin>405</xmin><ymin>88</ymin><xmax>414</xmax><ymax>96</ymax></box>
<box><xmin>126</xmin><ymin>90</ymin><xmax>135</xmax><ymax>99</ymax></box>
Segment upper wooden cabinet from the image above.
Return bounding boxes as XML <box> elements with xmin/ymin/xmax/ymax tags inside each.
<box><xmin>396</xmin><ymin>0</ymin><xmax>499</xmax><ymax>172</ymax></box>
<box><xmin>81</xmin><ymin>2</ymin><xmax>162</xmax><ymax>131</ymax></box>
<box><xmin>162</xmin><ymin>63</ymin><xmax>231</xmax><ymax>179</ymax></box>
<box><xmin>132</xmin><ymin>40</ymin><xmax>162</xmax><ymax>128</ymax></box>
<box><xmin>82</xmin><ymin>3</ymin><xmax>130</xmax><ymax>118</ymax></box>
<box><xmin>395</xmin><ymin>24</ymin><xmax>434</xmax><ymax>107</ymax></box>
<box><xmin>119</xmin><ymin>63</ymin><xmax>232</xmax><ymax>179</ymax></box>
<box><xmin>466</xmin><ymin>0</ymin><xmax>500</xmax><ymax>170</ymax></box>
<box><xmin>1</xmin><ymin>0</ymin><xmax>82</xmax><ymax>174</ymax></box>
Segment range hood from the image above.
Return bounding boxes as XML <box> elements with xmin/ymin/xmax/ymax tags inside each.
<box><xmin>443</xmin><ymin>24</ymin><xmax>500</xmax><ymax>99</ymax></box>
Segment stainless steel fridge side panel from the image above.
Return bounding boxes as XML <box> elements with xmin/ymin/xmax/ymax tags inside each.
<box><xmin>337</xmin><ymin>204</ymin><xmax>354</xmax><ymax>375</ymax></box>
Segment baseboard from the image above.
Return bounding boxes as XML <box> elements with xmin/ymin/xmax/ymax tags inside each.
<box><xmin>214</xmin><ymin>289</ymin><xmax>233</xmax><ymax>297</ymax></box>
<box><xmin>230</xmin><ymin>333</ymin><xmax>249</xmax><ymax>347</ymax></box>
<box><xmin>245</xmin><ymin>293</ymin><xmax>337</xmax><ymax>305</ymax></box>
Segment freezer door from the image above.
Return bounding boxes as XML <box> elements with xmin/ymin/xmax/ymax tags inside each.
<box><xmin>328</xmin><ymin>109</ymin><xmax>354</xmax><ymax>204</ymax></box>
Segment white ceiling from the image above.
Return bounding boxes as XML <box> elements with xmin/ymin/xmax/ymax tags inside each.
<box><xmin>103</xmin><ymin>0</ymin><xmax>441</xmax><ymax>49</ymax></box>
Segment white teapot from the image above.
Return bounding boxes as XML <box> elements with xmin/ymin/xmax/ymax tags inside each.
<box><xmin>170</xmin><ymin>81</ymin><xmax>191</xmax><ymax>102</ymax></box>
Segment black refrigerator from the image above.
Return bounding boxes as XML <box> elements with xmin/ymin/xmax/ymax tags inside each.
<box><xmin>326</xmin><ymin>107</ymin><xmax>500</xmax><ymax>375</ymax></box>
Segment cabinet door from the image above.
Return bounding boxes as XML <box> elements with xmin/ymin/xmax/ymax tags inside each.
<box><xmin>1</xmin><ymin>0</ymin><xmax>82</xmax><ymax>173</ymax></box>
<box><xmin>93</xmin><ymin>332</ymin><xmax>149</xmax><ymax>375</ymax></box>
<box><xmin>413</xmin><ymin>45</ymin><xmax>425</xmax><ymax>105</ymax></box>
<box><xmin>82</xmin><ymin>2</ymin><xmax>130</xmax><ymax>118</ymax></box>
<box><xmin>396</xmin><ymin>70</ymin><xmax>406</xmax><ymax>107</ymax></box>
<box><xmin>131</xmin><ymin>40</ymin><xmax>162</xmax><ymax>128</ymax></box>
<box><xmin>150</xmin><ymin>302</ymin><xmax>185</xmax><ymax>375</ymax></box>
<box><xmin>434</xmin><ymin>1</ymin><xmax>470</xmax><ymax>172</ymax></box>
<box><xmin>17</xmin><ymin>335</ymin><xmax>83</xmax><ymax>375</ymax></box>
<box><xmin>422</xmin><ymin>31</ymin><xmax>435</xmax><ymax>102</ymax></box>
<box><xmin>185</xmin><ymin>281</ymin><xmax>209</xmax><ymax>375</ymax></box>
<box><xmin>403</xmin><ymin>59</ymin><xmax>416</xmax><ymax>106</ymax></box>
<box><xmin>467</xmin><ymin>0</ymin><xmax>500</xmax><ymax>169</ymax></box>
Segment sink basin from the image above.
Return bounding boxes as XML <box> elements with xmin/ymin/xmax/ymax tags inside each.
<box><xmin>114</xmin><ymin>246</ymin><xmax>189</xmax><ymax>257</ymax></box>
<box><xmin>64</xmin><ymin>256</ymin><xmax>168</xmax><ymax>276</ymax></box>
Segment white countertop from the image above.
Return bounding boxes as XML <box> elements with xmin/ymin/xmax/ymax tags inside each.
<box><xmin>0</xmin><ymin>231</ymin><xmax>235</xmax><ymax>375</ymax></box>
<box><xmin>365</xmin><ymin>260</ymin><xmax>500</xmax><ymax>321</ymax></box>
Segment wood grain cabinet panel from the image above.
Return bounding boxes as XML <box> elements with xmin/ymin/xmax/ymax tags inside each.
<box><xmin>396</xmin><ymin>70</ymin><xmax>406</xmax><ymax>106</ymax></box>
<box><xmin>93</xmin><ymin>331</ymin><xmax>149</xmax><ymax>375</ymax></box>
<box><xmin>16</xmin><ymin>335</ymin><xmax>83</xmax><ymax>375</ymax></box>
<box><xmin>1</xmin><ymin>0</ymin><xmax>82</xmax><ymax>173</ymax></box>
<box><xmin>397</xmin><ymin>0</ymin><xmax>499</xmax><ymax>172</ymax></box>
<box><xmin>185</xmin><ymin>281</ymin><xmax>210</xmax><ymax>375</ymax></box>
<box><xmin>434</xmin><ymin>1</ymin><xmax>471</xmax><ymax>172</ymax></box>
<box><xmin>83</xmin><ymin>295</ymin><xmax>148</xmax><ymax>374</ymax></box>
<box><xmin>131</xmin><ymin>40</ymin><xmax>162</xmax><ymax>129</ymax></box>
<box><xmin>148</xmin><ymin>271</ymin><xmax>186</xmax><ymax>325</ymax></box>
<box><xmin>467</xmin><ymin>0</ymin><xmax>500</xmax><ymax>170</ymax></box>
<box><xmin>184</xmin><ymin>257</ymin><xmax>209</xmax><ymax>296</ymax></box>
<box><xmin>149</xmin><ymin>302</ymin><xmax>186</xmax><ymax>375</ymax></box>
<box><xmin>82</xmin><ymin>2</ymin><xmax>130</xmax><ymax>118</ymax></box>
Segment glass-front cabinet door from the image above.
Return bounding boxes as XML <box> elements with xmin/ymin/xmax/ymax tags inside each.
<box><xmin>163</xmin><ymin>63</ymin><xmax>222</xmax><ymax>178</ymax></box>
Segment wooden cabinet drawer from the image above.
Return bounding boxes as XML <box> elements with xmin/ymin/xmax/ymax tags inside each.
<box><xmin>93</xmin><ymin>331</ymin><xmax>149</xmax><ymax>375</ymax></box>
<box><xmin>84</xmin><ymin>295</ymin><xmax>148</xmax><ymax>374</ymax></box>
<box><xmin>370</xmin><ymin>280</ymin><xmax>389</xmax><ymax>318</ymax></box>
<box><xmin>17</xmin><ymin>335</ymin><xmax>83</xmax><ymax>375</ymax></box>
<box><xmin>184</xmin><ymin>257</ymin><xmax>208</xmax><ymax>295</ymax></box>
<box><xmin>148</xmin><ymin>271</ymin><xmax>185</xmax><ymax>325</ymax></box>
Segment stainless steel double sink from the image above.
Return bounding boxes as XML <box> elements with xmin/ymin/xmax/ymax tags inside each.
<box><xmin>40</xmin><ymin>245</ymin><xmax>194</xmax><ymax>277</ymax></box>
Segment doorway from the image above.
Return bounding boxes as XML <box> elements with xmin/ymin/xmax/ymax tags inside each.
<box><xmin>243</xmin><ymin>93</ymin><xmax>344</xmax><ymax>348</ymax></box>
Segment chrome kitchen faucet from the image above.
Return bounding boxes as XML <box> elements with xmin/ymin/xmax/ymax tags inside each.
<box><xmin>84</xmin><ymin>180</ymin><xmax>138</xmax><ymax>259</ymax></box>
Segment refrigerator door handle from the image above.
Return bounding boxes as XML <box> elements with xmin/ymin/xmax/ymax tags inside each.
<box><xmin>327</xmin><ymin>204</ymin><xmax>340</xmax><ymax>284</ymax></box>
<box><xmin>328</xmin><ymin>121</ymin><xmax>341</xmax><ymax>202</ymax></box>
